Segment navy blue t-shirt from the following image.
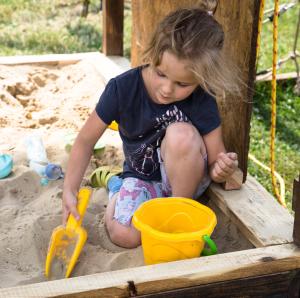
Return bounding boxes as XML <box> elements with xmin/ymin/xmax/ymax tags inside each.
<box><xmin>96</xmin><ymin>66</ymin><xmax>220</xmax><ymax>181</ymax></box>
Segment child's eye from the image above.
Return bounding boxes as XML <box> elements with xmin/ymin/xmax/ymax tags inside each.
<box><xmin>177</xmin><ymin>82</ymin><xmax>190</xmax><ymax>87</ymax></box>
<box><xmin>156</xmin><ymin>70</ymin><xmax>165</xmax><ymax>77</ymax></box>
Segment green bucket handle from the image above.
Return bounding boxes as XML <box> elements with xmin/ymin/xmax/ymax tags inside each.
<box><xmin>201</xmin><ymin>234</ymin><xmax>218</xmax><ymax>256</ymax></box>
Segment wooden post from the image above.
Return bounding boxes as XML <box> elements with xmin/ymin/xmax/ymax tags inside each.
<box><xmin>214</xmin><ymin>1</ymin><xmax>260</xmax><ymax>182</ymax></box>
<box><xmin>81</xmin><ymin>0</ymin><xmax>90</xmax><ymax>18</ymax></box>
<box><xmin>293</xmin><ymin>175</ymin><xmax>300</xmax><ymax>246</ymax></box>
<box><xmin>131</xmin><ymin>0</ymin><xmax>200</xmax><ymax>67</ymax></box>
<box><xmin>131</xmin><ymin>0</ymin><xmax>260</xmax><ymax>181</ymax></box>
<box><xmin>102</xmin><ymin>0</ymin><xmax>124</xmax><ymax>56</ymax></box>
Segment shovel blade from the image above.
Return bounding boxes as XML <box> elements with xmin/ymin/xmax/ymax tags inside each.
<box><xmin>45</xmin><ymin>187</ymin><xmax>91</xmax><ymax>279</ymax></box>
<box><xmin>45</xmin><ymin>225</ymin><xmax>87</xmax><ymax>279</ymax></box>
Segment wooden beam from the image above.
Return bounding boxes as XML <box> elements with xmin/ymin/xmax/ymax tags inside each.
<box><xmin>0</xmin><ymin>52</ymin><xmax>100</xmax><ymax>66</ymax></box>
<box><xmin>131</xmin><ymin>0</ymin><xmax>200</xmax><ymax>67</ymax></box>
<box><xmin>214</xmin><ymin>0</ymin><xmax>260</xmax><ymax>182</ymax></box>
<box><xmin>256</xmin><ymin>71</ymin><xmax>298</xmax><ymax>82</ymax></box>
<box><xmin>137</xmin><ymin>270</ymin><xmax>300</xmax><ymax>298</ymax></box>
<box><xmin>293</xmin><ymin>175</ymin><xmax>300</xmax><ymax>246</ymax></box>
<box><xmin>102</xmin><ymin>0</ymin><xmax>124</xmax><ymax>56</ymax></box>
<box><xmin>1</xmin><ymin>244</ymin><xmax>300</xmax><ymax>297</ymax></box>
<box><xmin>207</xmin><ymin>175</ymin><xmax>294</xmax><ymax>247</ymax></box>
<box><xmin>0</xmin><ymin>52</ymin><xmax>131</xmax><ymax>84</ymax></box>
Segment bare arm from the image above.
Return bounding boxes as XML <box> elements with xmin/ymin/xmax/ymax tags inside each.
<box><xmin>203</xmin><ymin>126</ymin><xmax>238</xmax><ymax>183</ymax></box>
<box><xmin>62</xmin><ymin>110</ymin><xmax>108</xmax><ymax>224</ymax></box>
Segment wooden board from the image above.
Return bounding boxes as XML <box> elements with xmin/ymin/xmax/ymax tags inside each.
<box><xmin>137</xmin><ymin>270</ymin><xmax>300</xmax><ymax>298</ymax></box>
<box><xmin>256</xmin><ymin>72</ymin><xmax>298</xmax><ymax>82</ymax></box>
<box><xmin>102</xmin><ymin>0</ymin><xmax>124</xmax><ymax>56</ymax></box>
<box><xmin>0</xmin><ymin>52</ymin><xmax>131</xmax><ymax>84</ymax></box>
<box><xmin>213</xmin><ymin>0</ymin><xmax>260</xmax><ymax>181</ymax></box>
<box><xmin>1</xmin><ymin>244</ymin><xmax>300</xmax><ymax>297</ymax></box>
<box><xmin>131</xmin><ymin>0</ymin><xmax>201</xmax><ymax>67</ymax></box>
<box><xmin>293</xmin><ymin>175</ymin><xmax>300</xmax><ymax>246</ymax></box>
<box><xmin>207</xmin><ymin>175</ymin><xmax>294</xmax><ymax>247</ymax></box>
<box><xmin>0</xmin><ymin>52</ymin><xmax>98</xmax><ymax>66</ymax></box>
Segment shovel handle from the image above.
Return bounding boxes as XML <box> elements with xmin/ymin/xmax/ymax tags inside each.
<box><xmin>66</xmin><ymin>187</ymin><xmax>92</xmax><ymax>230</ymax></box>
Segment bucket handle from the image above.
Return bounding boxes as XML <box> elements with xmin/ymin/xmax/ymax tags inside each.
<box><xmin>201</xmin><ymin>235</ymin><xmax>218</xmax><ymax>256</ymax></box>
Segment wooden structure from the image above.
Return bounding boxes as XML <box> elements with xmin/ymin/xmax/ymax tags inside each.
<box><xmin>1</xmin><ymin>0</ymin><xmax>300</xmax><ymax>297</ymax></box>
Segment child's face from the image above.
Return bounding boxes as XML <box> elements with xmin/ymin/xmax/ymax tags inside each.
<box><xmin>148</xmin><ymin>51</ymin><xmax>198</xmax><ymax>104</ymax></box>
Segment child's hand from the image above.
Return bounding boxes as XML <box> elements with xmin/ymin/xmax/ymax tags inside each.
<box><xmin>62</xmin><ymin>189</ymin><xmax>80</xmax><ymax>225</ymax></box>
<box><xmin>210</xmin><ymin>152</ymin><xmax>238</xmax><ymax>183</ymax></box>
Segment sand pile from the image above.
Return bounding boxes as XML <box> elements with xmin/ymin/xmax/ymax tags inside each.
<box><xmin>0</xmin><ymin>60</ymin><xmax>143</xmax><ymax>288</ymax></box>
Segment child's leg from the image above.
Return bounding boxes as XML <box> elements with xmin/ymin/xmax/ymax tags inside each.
<box><xmin>160</xmin><ymin>122</ymin><xmax>207</xmax><ymax>198</ymax></box>
<box><xmin>104</xmin><ymin>177</ymin><xmax>163</xmax><ymax>248</ymax></box>
<box><xmin>105</xmin><ymin>193</ymin><xmax>141</xmax><ymax>248</ymax></box>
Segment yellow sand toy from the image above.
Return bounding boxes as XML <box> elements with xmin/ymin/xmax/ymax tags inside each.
<box><xmin>108</xmin><ymin>120</ymin><xmax>118</xmax><ymax>131</ymax></box>
<box><xmin>45</xmin><ymin>187</ymin><xmax>91</xmax><ymax>279</ymax></box>
<box><xmin>133</xmin><ymin>197</ymin><xmax>217</xmax><ymax>265</ymax></box>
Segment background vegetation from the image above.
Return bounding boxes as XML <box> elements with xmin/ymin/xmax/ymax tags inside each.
<box><xmin>0</xmin><ymin>0</ymin><xmax>299</xmax><ymax>210</ymax></box>
<box><xmin>250</xmin><ymin>0</ymin><xmax>299</xmax><ymax>210</ymax></box>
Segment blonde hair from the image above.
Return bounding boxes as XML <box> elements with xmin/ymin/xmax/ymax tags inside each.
<box><xmin>143</xmin><ymin>7</ymin><xmax>240</xmax><ymax>97</ymax></box>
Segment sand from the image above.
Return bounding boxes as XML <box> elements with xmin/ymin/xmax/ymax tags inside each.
<box><xmin>0</xmin><ymin>59</ymin><xmax>253</xmax><ymax>289</ymax></box>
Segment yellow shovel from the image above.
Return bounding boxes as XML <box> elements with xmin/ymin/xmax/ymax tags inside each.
<box><xmin>45</xmin><ymin>187</ymin><xmax>91</xmax><ymax>279</ymax></box>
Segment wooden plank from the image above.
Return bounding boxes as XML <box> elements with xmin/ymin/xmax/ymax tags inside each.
<box><xmin>256</xmin><ymin>72</ymin><xmax>298</xmax><ymax>82</ymax></box>
<box><xmin>0</xmin><ymin>52</ymin><xmax>131</xmax><ymax>85</ymax></box>
<box><xmin>137</xmin><ymin>270</ymin><xmax>300</xmax><ymax>298</ymax></box>
<box><xmin>102</xmin><ymin>0</ymin><xmax>124</xmax><ymax>56</ymax></box>
<box><xmin>131</xmin><ymin>0</ymin><xmax>200</xmax><ymax>67</ymax></box>
<box><xmin>293</xmin><ymin>175</ymin><xmax>300</xmax><ymax>246</ymax></box>
<box><xmin>214</xmin><ymin>1</ymin><xmax>260</xmax><ymax>181</ymax></box>
<box><xmin>88</xmin><ymin>54</ymin><xmax>130</xmax><ymax>83</ymax></box>
<box><xmin>1</xmin><ymin>244</ymin><xmax>300</xmax><ymax>297</ymax></box>
<box><xmin>0</xmin><ymin>52</ymin><xmax>99</xmax><ymax>66</ymax></box>
<box><xmin>207</xmin><ymin>175</ymin><xmax>294</xmax><ymax>247</ymax></box>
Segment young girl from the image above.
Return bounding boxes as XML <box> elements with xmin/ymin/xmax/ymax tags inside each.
<box><xmin>62</xmin><ymin>8</ymin><xmax>239</xmax><ymax>248</ymax></box>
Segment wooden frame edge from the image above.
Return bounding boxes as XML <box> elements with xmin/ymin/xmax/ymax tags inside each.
<box><xmin>1</xmin><ymin>243</ymin><xmax>300</xmax><ymax>297</ymax></box>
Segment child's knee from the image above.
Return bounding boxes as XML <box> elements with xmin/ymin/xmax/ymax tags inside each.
<box><xmin>164</xmin><ymin>122</ymin><xmax>204</xmax><ymax>154</ymax></box>
<box><xmin>107</xmin><ymin>220</ymin><xmax>141</xmax><ymax>248</ymax></box>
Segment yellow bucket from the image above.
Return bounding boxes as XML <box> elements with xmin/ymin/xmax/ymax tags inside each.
<box><xmin>132</xmin><ymin>197</ymin><xmax>217</xmax><ymax>265</ymax></box>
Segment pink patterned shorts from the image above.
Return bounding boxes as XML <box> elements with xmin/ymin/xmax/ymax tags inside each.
<box><xmin>113</xmin><ymin>149</ymin><xmax>211</xmax><ymax>226</ymax></box>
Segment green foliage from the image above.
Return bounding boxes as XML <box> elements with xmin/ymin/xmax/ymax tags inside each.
<box><xmin>250</xmin><ymin>0</ymin><xmax>300</xmax><ymax>210</ymax></box>
<box><xmin>0</xmin><ymin>0</ymin><xmax>102</xmax><ymax>55</ymax></box>
<box><xmin>66</xmin><ymin>19</ymin><xmax>102</xmax><ymax>50</ymax></box>
<box><xmin>257</xmin><ymin>0</ymin><xmax>299</xmax><ymax>74</ymax></box>
<box><xmin>249</xmin><ymin>80</ymin><xmax>300</xmax><ymax>210</ymax></box>
<box><xmin>124</xmin><ymin>6</ymin><xmax>132</xmax><ymax>59</ymax></box>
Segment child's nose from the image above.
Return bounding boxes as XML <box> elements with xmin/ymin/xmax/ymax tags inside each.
<box><xmin>161</xmin><ymin>80</ymin><xmax>173</xmax><ymax>95</ymax></box>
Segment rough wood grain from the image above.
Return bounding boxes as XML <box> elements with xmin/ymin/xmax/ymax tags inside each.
<box><xmin>1</xmin><ymin>244</ymin><xmax>300</xmax><ymax>297</ymax></box>
<box><xmin>137</xmin><ymin>270</ymin><xmax>300</xmax><ymax>298</ymax></box>
<box><xmin>293</xmin><ymin>175</ymin><xmax>300</xmax><ymax>246</ymax></box>
<box><xmin>207</xmin><ymin>175</ymin><xmax>294</xmax><ymax>247</ymax></box>
<box><xmin>102</xmin><ymin>0</ymin><xmax>124</xmax><ymax>55</ymax></box>
<box><xmin>222</xmin><ymin>168</ymin><xmax>243</xmax><ymax>190</ymax></box>
<box><xmin>214</xmin><ymin>1</ymin><xmax>260</xmax><ymax>182</ymax></box>
<box><xmin>131</xmin><ymin>0</ymin><xmax>204</xmax><ymax>67</ymax></box>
